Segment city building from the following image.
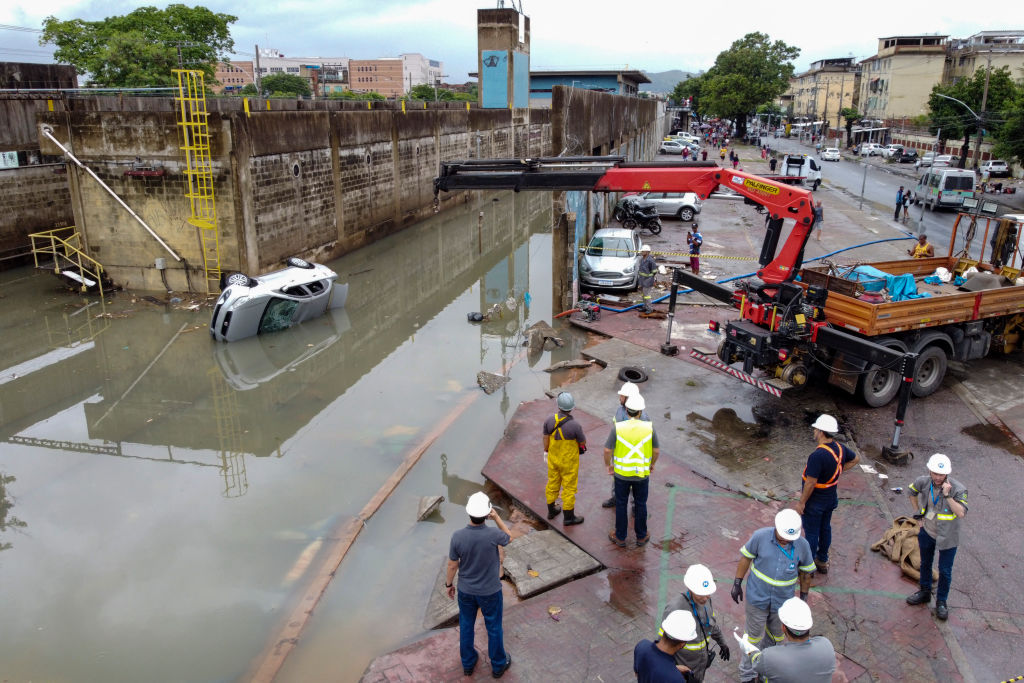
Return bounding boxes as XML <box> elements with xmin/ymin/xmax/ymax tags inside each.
<box><xmin>857</xmin><ymin>35</ymin><xmax>948</xmax><ymax>120</ymax></box>
<box><xmin>253</xmin><ymin>48</ymin><xmax>350</xmax><ymax>96</ymax></box>
<box><xmin>213</xmin><ymin>61</ymin><xmax>254</xmax><ymax>93</ymax></box>
<box><xmin>783</xmin><ymin>58</ymin><xmax>860</xmax><ymax>138</ymax></box>
<box><xmin>943</xmin><ymin>30</ymin><xmax>1024</xmax><ymax>84</ymax></box>
<box><xmin>349</xmin><ymin>58</ymin><xmax>404</xmax><ymax>97</ymax></box>
<box><xmin>527</xmin><ymin>70</ymin><xmax>650</xmax><ymax>108</ymax></box>
<box><xmin>401</xmin><ymin>53</ymin><xmax>445</xmax><ymax>93</ymax></box>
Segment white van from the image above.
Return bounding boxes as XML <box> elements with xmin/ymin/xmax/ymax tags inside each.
<box><xmin>915</xmin><ymin>168</ymin><xmax>976</xmax><ymax>210</ymax></box>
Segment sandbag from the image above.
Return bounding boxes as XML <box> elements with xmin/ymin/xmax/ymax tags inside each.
<box><xmin>870</xmin><ymin>515</ymin><xmax>939</xmax><ymax>582</ymax></box>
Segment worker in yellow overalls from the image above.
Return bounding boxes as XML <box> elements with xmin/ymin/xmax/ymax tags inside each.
<box><xmin>543</xmin><ymin>392</ymin><xmax>587</xmax><ymax>526</ymax></box>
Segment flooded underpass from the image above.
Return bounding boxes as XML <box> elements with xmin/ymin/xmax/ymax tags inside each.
<box><xmin>0</xmin><ymin>189</ymin><xmax>596</xmax><ymax>681</ymax></box>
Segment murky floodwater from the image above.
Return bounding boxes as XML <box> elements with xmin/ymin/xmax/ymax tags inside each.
<box><xmin>0</xmin><ymin>190</ymin><xmax>588</xmax><ymax>681</ymax></box>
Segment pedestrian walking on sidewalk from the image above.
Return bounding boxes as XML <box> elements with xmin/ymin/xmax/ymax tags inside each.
<box><xmin>634</xmin><ymin>611</ymin><xmax>697</xmax><ymax>682</ymax></box>
<box><xmin>446</xmin><ymin>492</ymin><xmax>513</xmax><ymax>678</ymax></box>
<box><xmin>701</xmin><ymin>149</ymin><xmax>707</xmax><ymax>161</ymax></box>
<box><xmin>687</xmin><ymin>224</ymin><xmax>702</xmax><ymax>275</ymax></box>
<box><xmin>604</xmin><ymin>394</ymin><xmax>659</xmax><ymax>547</ymax></box>
<box><xmin>602</xmin><ymin>382</ymin><xmax>649</xmax><ymax>509</ymax></box>
<box><xmin>742</xmin><ymin>597</ymin><xmax>836</xmax><ymax>682</ymax></box>
<box><xmin>894</xmin><ymin>186</ymin><xmax>905</xmax><ymax>220</ymax></box>
<box><xmin>731</xmin><ymin>509</ymin><xmax>815</xmax><ymax>682</ymax></box>
<box><xmin>542</xmin><ymin>392</ymin><xmax>587</xmax><ymax>525</ymax></box>
<box><xmin>661</xmin><ymin>564</ymin><xmax>731</xmax><ymax>681</ymax></box>
<box><xmin>902</xmin><ymin>190</ymin><xmax>913</xmax><ymax>222</ymax></box>
<box><xmin>639</xmin><ymin>244</ymin><xmax>657</xmax><ymax>313</ymax></box>
<box><xmin>769</xmin><ymin>156</ymin><xmax>777</xmax><ymax>173</ymax></box>
<box><xmin>719</xmin><ymin>147</ymin><xmax>727</xmax><ymax>161</ymax></box>
<box><xmin>811</xmin><ymin>201</ymin><xmax>824</xmax><ymax>241</ymax></box>
<box><xmin>793</xmin><ymin>414</ymin><xmax>859</xmax><ymax>575</ymax></box>
<box><xmin>905</xmin><ymin>454</ymin><xmax>968</xmax><ymax>621</ymax></box>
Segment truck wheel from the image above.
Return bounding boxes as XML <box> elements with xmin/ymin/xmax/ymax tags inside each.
<box><xmin>812</xmin><ymin>179</ymin><xmax>821</xmax><ymax>191</ymax></box>
<box><xmin>859</xmin><ymin>364</ymin><xmax>900</xmax><ymax>407</ymax></box>
<box><xmin>911</xmin><ymin>346</ymin><xmax>948</xmax><ymax>397</ymax></box>
<box><xmin>678</xmin><ymin>207</ymin><xmax>695</xmax><ymax>222</ymax></box>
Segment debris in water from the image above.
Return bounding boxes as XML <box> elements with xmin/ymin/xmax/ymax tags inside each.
<box><xmin>417</xmin><ymin>495</ymin><xmax>445</xmax><ymax>521</ymax></box>
<box><xmin>476</xmin><ymin>371</ymin><xmax>510</xmax><ymax>394</ymax></box>
<box><xmin>544</xmin><ymin>359</ymin><xmax>593</xmax><ymax>373</ymax></box>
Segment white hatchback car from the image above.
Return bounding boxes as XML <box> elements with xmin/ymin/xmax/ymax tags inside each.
<box><xmin>210</xmin><ymin>258</ymin><xmax>349</xmax><ymax>342</ymax></box>
<box><xmin>859</xmin><ymin>143</ymin><xmax>884</xmax><ymax>156</ymax></box>
<box><xmin>981</xmin><ymin>159</ymin><xmax>1010</xmax><ymax>178</ymax></box>
<box><xmin>820</xmin><ymin>147</ymin><xmax>841</xmax><ymax>162</ymax></box>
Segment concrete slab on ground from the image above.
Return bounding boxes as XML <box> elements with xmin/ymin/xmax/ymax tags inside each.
<box><xmin>501</xmin><ymin>530</ymin><xmax>602</xmax><ymax>599</ymax></box>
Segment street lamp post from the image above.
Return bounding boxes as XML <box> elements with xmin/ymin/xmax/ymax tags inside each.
<box><xmin>935</xmin><ymin>92</ymin><xmax>983</xmax><ymax>168</ymax></box>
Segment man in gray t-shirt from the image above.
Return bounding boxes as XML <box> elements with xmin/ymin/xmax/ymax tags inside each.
<box><xmin>446</xmin><ymin>492</ymin><xmax>512</xmax><ymax>677</ymax></box>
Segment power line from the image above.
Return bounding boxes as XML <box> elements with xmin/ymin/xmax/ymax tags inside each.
<box><xmin>0</xmin><ymin>24</ymin><xmax>42</xmax><ymax>33</ymax></box>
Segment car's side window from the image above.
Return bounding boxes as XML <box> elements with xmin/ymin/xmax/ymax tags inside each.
<box><xmin>259</xmin><ymin>298</ymin><xmax>300</xmax><ymax>334</ymax></box>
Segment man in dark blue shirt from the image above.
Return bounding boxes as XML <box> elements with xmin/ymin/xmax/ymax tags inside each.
<box><xmin>634</xmin><ymin>610</ymin><xmax>696</xmax><ymax>681</ymax></box>
<box><xmin>794</xmin><ymin>414</ymin><xmax>859</xmax><ymax>575</ymax></box>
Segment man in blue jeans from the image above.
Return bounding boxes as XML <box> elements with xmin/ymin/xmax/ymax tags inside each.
<box><xmin>446</xmin><ymin>491</ymin><xmax>513</xmax><ymax>678</ymax></box>
<box><xmin>794</xmin><ymin>414</ymin><xmax>858</xmax><ymax>575</ymax></box>
<box><xmin>905</xmin><ymin>454</ymin><xmax>968</xmax><ymax>621</ymax></box>
<box><xmin>603</xmin><ymin>394</ymin><xmax>659</xmax><ymax>547</ymax></box>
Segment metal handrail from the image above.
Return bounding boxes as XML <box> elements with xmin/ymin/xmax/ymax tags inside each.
<box><xmin>28</xmin><ymin>227</ymin><xmax>106</xmax><ymax>296</ymax></box>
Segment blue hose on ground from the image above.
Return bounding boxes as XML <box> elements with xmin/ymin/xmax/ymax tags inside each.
<box><xmin>600</xmin><ymin>235</ymin><xmax>918</xmax><ymax>312</ymax></box>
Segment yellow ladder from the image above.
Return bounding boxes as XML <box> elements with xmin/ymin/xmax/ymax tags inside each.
<box><xmin>208</xmin><ymin>368</ymin><xmax>248</xmax><ymax>498</ymax></box>
<box><xmin>174</xmin><ymin>69</ymin><xmax>221</xmax><ymax>294</ymax></box>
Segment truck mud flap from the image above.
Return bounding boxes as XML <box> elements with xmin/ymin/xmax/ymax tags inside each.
<box><xmin>827</xmin><ymin>352</ymin><xmax>865</xmax><ymax>394</ymax></box>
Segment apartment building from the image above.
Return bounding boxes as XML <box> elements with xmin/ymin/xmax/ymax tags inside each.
<box><xmin>784</xmin><ymin>58</ymin><xmax>860</xmax><ymax>134</ymax></box>
<box><xmin>944</xmin><ymin>30</ymin><xmax>1024</xmax><ymax>84</ymax></box>
<box><xmin>401</xmin><ymin>53</ymin><xmax>445</xmax><ymax>91</ymax></box>
<box><xmin>857</xmin><ymin>35</ymin><xmax>948</xmax><ymax>120</ymax></box>
<box><xmin>350</xmin><ymin>58</ymin><xmax>404</xmax><ymax>97</ymax></box>
<box><xmin>213</xmin><ymin>61</ymin><xmax>254</xmax><ymax>93</ymax></box>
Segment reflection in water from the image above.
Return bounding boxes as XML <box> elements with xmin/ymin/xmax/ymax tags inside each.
<box><xmin>0</xmin><ymin>189</ymin><xmax>560</xmax><ymax>681</ymax></box>
<box><xmin>0</xmin><ymin>472</ymin><xmax>25</xmax><ymax>551</ymax></box>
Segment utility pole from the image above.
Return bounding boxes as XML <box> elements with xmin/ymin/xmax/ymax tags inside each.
<box><xmin>972</xmin><ymin>54</ymin><xmax>992</xmax><ymax>170</ymax></box>
<box><xmin>254</xmin><ymin>44</ymin><xmax>262</xmax><ymax>94</ymax></box>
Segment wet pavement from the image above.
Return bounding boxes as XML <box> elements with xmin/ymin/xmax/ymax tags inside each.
<box><xmin>362</xmin><ymin>144</ymin><xmax>1024</xmax><ymax>681</ymax></box>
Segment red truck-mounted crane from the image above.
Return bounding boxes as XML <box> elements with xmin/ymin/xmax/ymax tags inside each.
<box><xmin>435</xmin><ymin>156</ymin><xmax>917</xmax><ymax>460</ymax></box>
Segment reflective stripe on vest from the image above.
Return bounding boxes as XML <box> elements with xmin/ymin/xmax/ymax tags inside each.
<box><xmin>750</xmin><ymin>564</ymin><xmax>798</xmax><ymax>587</ymax></box>
<box><xmin>803</xmin><ymin>443</ymin><xmax>842</xmax><ymax>489</ymax></box>
<box><xmin>612</xmin><ymin>419</ymin><xmax>653</xmax><ymax>477</ymax></box>
<box><xmin>936</xmin><ymin>513</ymin><xmax>957</xmax><ymax>521</ymax></box>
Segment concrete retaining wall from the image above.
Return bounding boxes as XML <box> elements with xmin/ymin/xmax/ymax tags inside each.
<box><xmin>29</xmin><ymin>89</ymin><xmax>656</xmax><ymax>291</ymax></box>
<box><xmin>0</xmin><ymin>164</ymin><xmax>74</xmax><ymax>259</ymax></box>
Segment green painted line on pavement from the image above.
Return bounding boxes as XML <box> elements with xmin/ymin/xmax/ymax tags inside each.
<box><xmin>666</xmin><ymin>484</ymin><xmax>879</xmax><ymax>509</ymax></box>
<box><xmin>656</xmin><ymin>485</ymin><xmax>678</xmax><ymax>632</ymax></box>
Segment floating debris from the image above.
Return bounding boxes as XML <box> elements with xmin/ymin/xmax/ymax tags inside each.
<box><xmin>417</xmin><ymin>495</ymin><xmax>445</xmax><ymax>521</ymax></box>
<box><xmin>476</xmin><ymin>371</ymin><xmax>510</xmax><ymax>394</ymax></box>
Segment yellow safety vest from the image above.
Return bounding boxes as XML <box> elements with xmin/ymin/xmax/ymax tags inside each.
<box><xmin>612</xmin><ymin>418</ymin><xmax>653</xmax><ymax>478</ymax></box>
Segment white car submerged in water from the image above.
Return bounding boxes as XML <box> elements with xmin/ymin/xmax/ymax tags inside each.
<box><xmin>210</xmin><ymin>258</ymin><xmax>349</xmax><ymax>342</ymax></box>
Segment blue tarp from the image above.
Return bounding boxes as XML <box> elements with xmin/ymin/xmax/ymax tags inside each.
<box><xmin>846</xmin><ymin>265</ymin><xmax>930</xmax><ymax>301</ymax></box>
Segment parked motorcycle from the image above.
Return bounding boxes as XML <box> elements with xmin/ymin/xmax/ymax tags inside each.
<box><xmin>619</xmin><ymin>199</ymin><xmax>662</xmax><ymax>235</ymax></box>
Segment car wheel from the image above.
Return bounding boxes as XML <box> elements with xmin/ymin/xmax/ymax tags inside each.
<box><xmin>224</xmin><ymin>272</ymin><xmax>253</xmax><ymax>289</ymax></box>
<box><xmin>679</xmin><ymin>207</ymin><xmax>695</xmax><ymax>222</ymax></box>
<box><xmin>287</xmin><ymin>257</ymin><xmax>314</xmax><ymax>269</ymax></box>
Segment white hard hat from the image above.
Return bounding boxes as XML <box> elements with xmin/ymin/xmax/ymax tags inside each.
<box><xmin>640</xmin><ymin>244</ymin><xmax>652</xmax><ymax>252</ymax></box>
<box><xmin>625</xmin><ymin>394</ymin><xmax>645</xmax><ymax>412</ymax></box>
<box><xmin>661</xmin><ymin>610</ymin><xmax>698</xmax><ymax>641</ymax></box>
<box><xmin>683</xmin><ymin>564</ymin><xmax>717</xmax><ymax>596</ymax></box>
<box><xmin>926</xmin><ymin>453</ymin><xmax>952</xmax><ymax>474</ymax></box>
<box><xmin>557</xmin><ymin>392</ymin><xmax>575</xmax><ymax>411</ymax></box>
<box><xmin>775</xmin><ymin>509</ymin><xmax>802</xmax><ymax>541</ymax></box>
<box><xmin>465</xmin><ymin>491</ymin><xmax>492</xmax><ymax>517</ymax></box>
<box><xmin>618</xmin><ymin>381</ymin><xmax>639</xmax><ymax>397</ymax></box>
<box><xmin>778</xmin><ymin>597</ymin><xmax>813</xmax><ymax>631</ymax></box>
<box><xmin>811</xmin><ymin>414</ymin><xmax>838</xmax><ymax>433</ymax></box>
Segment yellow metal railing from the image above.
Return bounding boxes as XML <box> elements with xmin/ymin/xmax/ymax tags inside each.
<box><xmin>29</xmin><ymin>226</ymin><xmax>107</xmax><ymax>296</ymax></box>
<box><xmin>174</xmin><ymin>69</ymin><xmax>221</xmax><ymax>294</ymax></box>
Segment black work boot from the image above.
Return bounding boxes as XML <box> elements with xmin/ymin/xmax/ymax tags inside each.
<box><xmin>906</xmin><ymin>589</ymin><xmax>932</xmax><ymax>606</ymax></box>
<box><xmin>563</xmin><ymin>509</ymin><xmax>584</xmax><ymax>526</ymax></box>
<box><xmin>546</xmin><ymin>502</ymin><xmax>561</xmax><ymax>520</ymax></box>
<box><xmin>935</xmin><ymin>601</ymin><xmax>949</xmax><ymax>620</ymax></box>
<box><xmin>601</xmin><ymin>496</ymin><xmax>615</xmax><ymax>508</ymax></box>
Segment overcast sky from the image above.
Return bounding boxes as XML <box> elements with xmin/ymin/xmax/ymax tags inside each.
<box><xmin>0</xmin><ymin>0</ymin><xmax>1011</xmax><ymax>87</ymax></box>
